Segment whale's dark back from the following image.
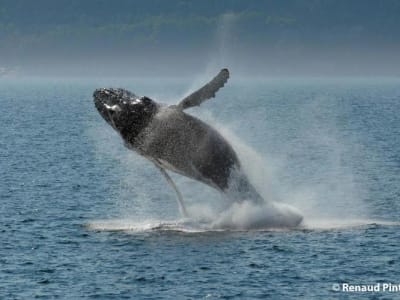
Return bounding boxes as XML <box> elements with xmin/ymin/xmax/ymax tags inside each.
<box><xmin>133</xmin><ymin>107</ymin><xmax>239</xmax><ymax>191</ymax></box>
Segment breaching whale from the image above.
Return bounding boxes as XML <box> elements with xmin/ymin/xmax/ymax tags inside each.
<box><xmin>93</xmin><ymin>69</ymin><xmax>303</xmax><ymax>227</ymax></box>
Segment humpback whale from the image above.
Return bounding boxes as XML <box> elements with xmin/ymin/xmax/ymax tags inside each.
<box><xmin>93</xmin><ymin>69</ymin><xmax>303</xmax><ymax>227</ymax></box>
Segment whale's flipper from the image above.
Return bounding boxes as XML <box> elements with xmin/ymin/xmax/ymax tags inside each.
<box><xmin>177</xmin><ymin>68</ymin><xmax>229</xmax><ymax>110</ymax></box>
<box><xmin>154</xmin><ymin>163</ymin><xmax>188</xmax><ymax>217</ymax></box>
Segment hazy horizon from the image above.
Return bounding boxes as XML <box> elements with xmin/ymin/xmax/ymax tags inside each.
<box><xmin>1</xmin><ymin>0</ymin><xmax>400</xmax><ymax>78</ymax></box>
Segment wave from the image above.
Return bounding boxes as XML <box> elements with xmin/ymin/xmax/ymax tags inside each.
<box><xmin>86</xmin><ymin>202</ymin><xmax>400</xmax><ymax>233</ymax></box>
<box><xmin>301</xmin><ymin>218</ymin><xmax>400</xmax><ymax>231</ymax></box>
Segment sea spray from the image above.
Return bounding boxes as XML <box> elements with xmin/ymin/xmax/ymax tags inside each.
<box><xmin>191</xmin><ymin>88</ymin><xmax>371</xmax><ymax>229</ymax></box>
<box><xmin>88</xmin><ymin>76</ymin><xmax>371</xmax><ymax>231</ymax></box>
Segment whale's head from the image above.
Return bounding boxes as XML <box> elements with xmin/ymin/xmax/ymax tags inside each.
<box><xmin>93</xmin><ymin>88</ymin><xmax>158</xmax><ymax>140</ymax></box>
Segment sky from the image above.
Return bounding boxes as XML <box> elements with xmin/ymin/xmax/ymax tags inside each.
<box><xmin>0</xmin><ymin>0</ymin><xmax>399</xmax><ymax>77</ymax></box>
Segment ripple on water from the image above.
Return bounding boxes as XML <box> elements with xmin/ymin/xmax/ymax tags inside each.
<box><xmin>1</xmin><ymin>79</ymin><xmax>400</xmax><ymax>299</ymax></box>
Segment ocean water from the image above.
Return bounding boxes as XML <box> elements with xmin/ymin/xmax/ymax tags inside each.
<box><xmin>1</xmin><ymin>76</ymin><xmax>400</xmax><ymax>299</ymax></box>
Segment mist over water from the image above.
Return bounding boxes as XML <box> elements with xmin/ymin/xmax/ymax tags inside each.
<box><xmin>85</xmin><ymin>14</ymin><xmax>380</xmax><ymax>232</ymax></box>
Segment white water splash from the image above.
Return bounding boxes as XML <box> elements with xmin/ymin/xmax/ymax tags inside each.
<box><xmin>210</xmin><ymin>201</ymin><xmax>303</xmax><ymax>230</ymax></box>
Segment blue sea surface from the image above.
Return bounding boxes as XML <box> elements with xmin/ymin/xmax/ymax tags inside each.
<box><xmin>1</xmin><ymin>77</ymin><xmax>400</xmax><ymax>299</ymax></box>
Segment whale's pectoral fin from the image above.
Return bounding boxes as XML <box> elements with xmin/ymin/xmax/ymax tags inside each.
<box><xmin>153</xmin><ymin>162</ymin><xmax>188</xmax><ymax>218</ymax></box>
<box><xmin>177</xmin><ymin>68</ymin><xmax>229</xmax><ymax>110</ymax></box>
